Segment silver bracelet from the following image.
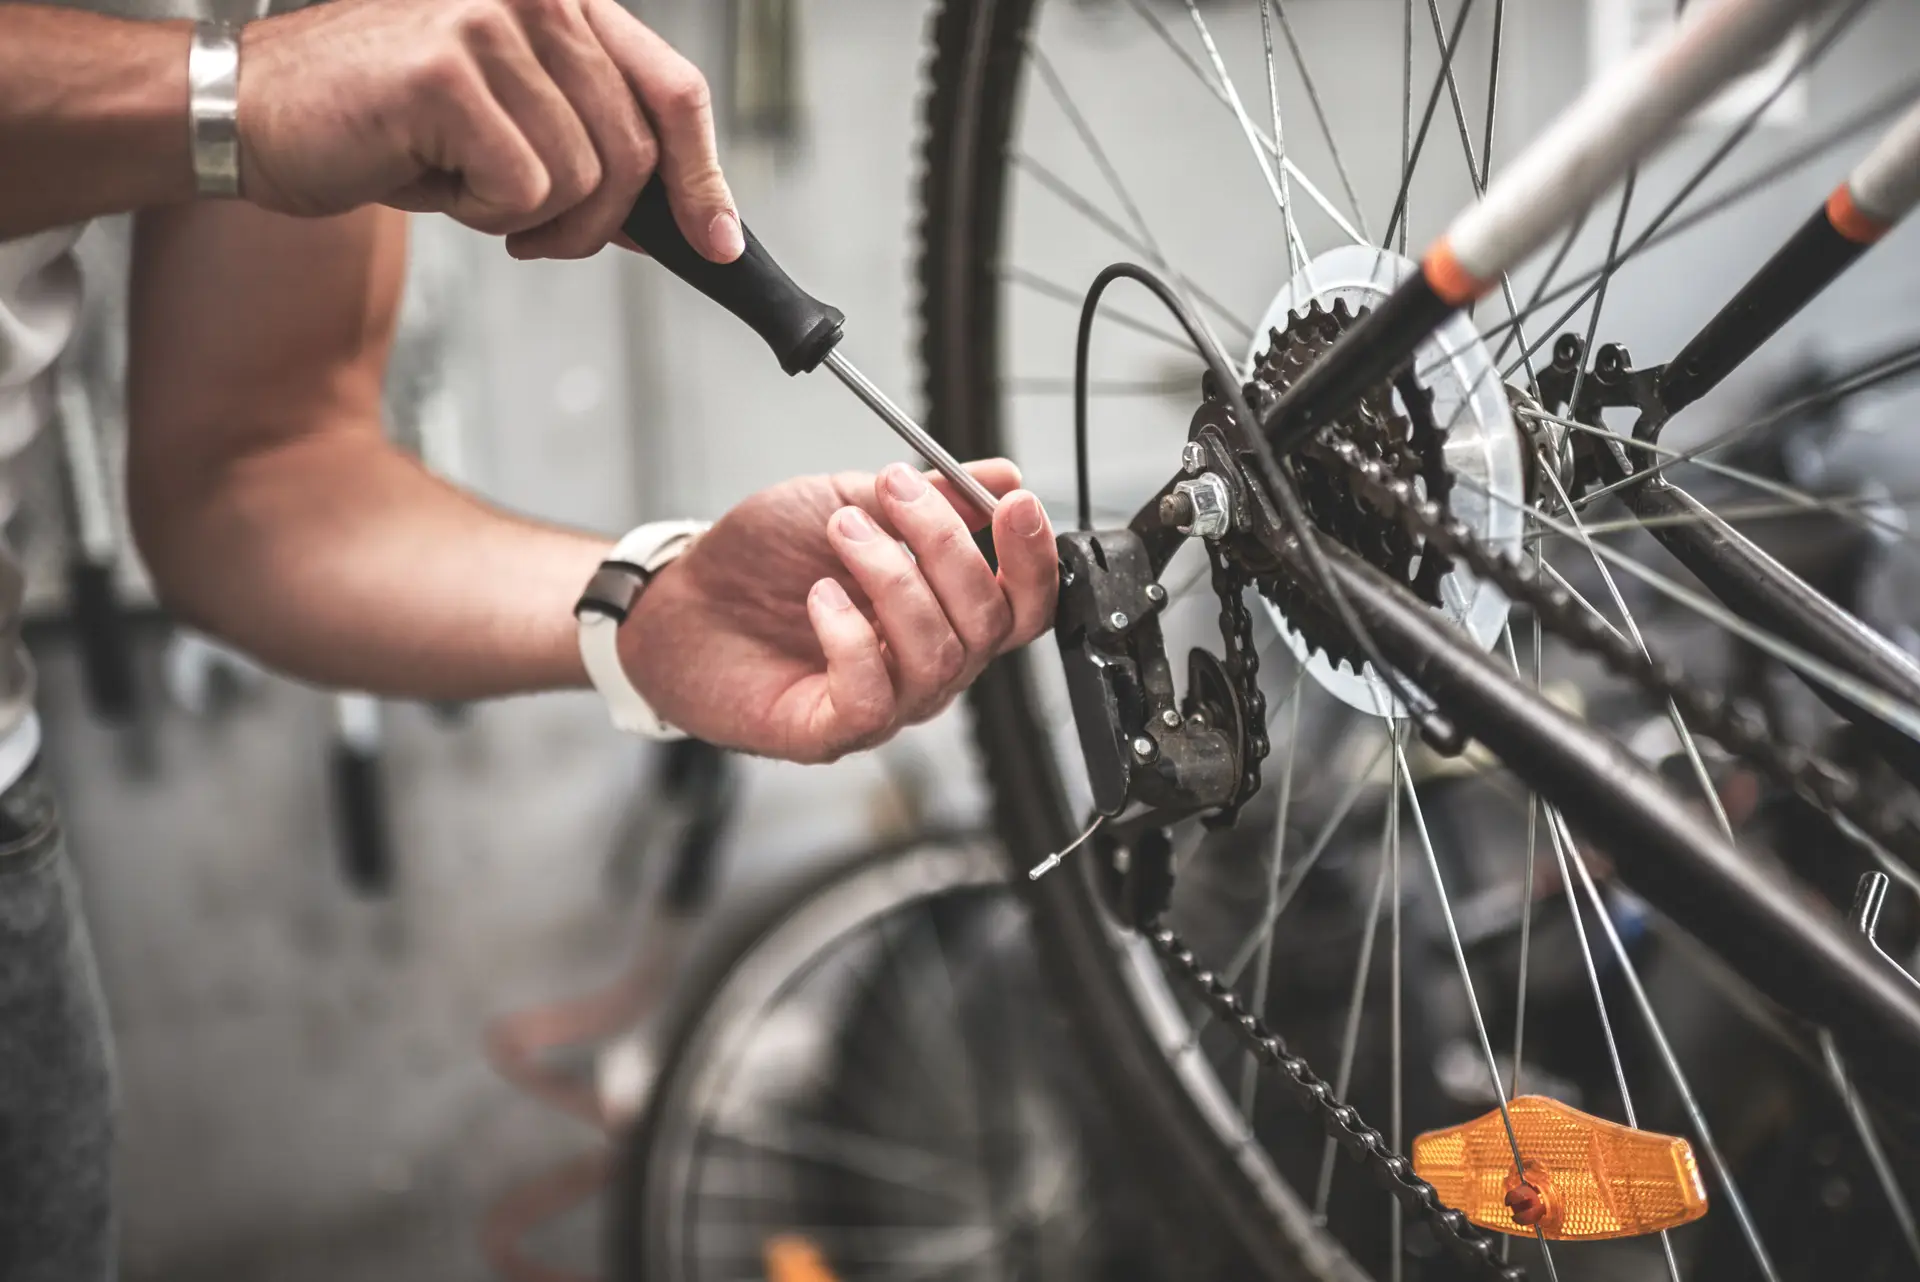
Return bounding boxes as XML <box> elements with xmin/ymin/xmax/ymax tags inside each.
<box><xmin>188</xmin><ymin>21</ymin><xmax>242</xmax><ymax>198</ymax></box>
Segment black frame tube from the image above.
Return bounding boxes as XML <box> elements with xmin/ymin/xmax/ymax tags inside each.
<box><xmin>1652</xmin><ymin>200</ymin><xmax>1872</xmax><ymax>423</ymax></box>
<box><xmin>1616</xmin><ymin>473</ymin><xmax>1920</xmax><ymax>790</ymax></box>
<box><xmin>1301</xmin><ymin>536</ymin><xmax>1920</xmax><ymax>1096</ymax></box>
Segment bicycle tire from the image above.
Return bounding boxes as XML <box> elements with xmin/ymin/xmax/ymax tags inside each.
<box><xmin>609</xmin><ymin>831</ymin><xmax>1230</xmax><ymax>1282</ymax></box>
<box><xmin>915</xmin><ymin>4</ymin><xmax>1366</xmax><ymax>1278</ymax></box>
<box><xmin>913</xmin><ymin>1</ymin><xmax>1920</xmax><ymax>1277</ymax></box>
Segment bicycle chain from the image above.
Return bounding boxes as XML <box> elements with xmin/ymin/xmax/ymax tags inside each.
<box><xmin>1146</xmin><ymin>924</ymin><xmax>1528</xmax><ymax>1281</ymax></box>
<box><xmin>1315</xmin><ymin>434</ymin><xmax>1920</xmax><ymax>858</ymax></box>
<box><xmin>1208</xmin><ymin>541</ymin><xmax>1269</xmax><ymax>823</ymax></box>
<box><xmin>1142</xmin><ymin>421</ymin><xmax>1914</xmax><ymax>1282</ymax></box>
<box><xmin>1147</xmin><ymin>492</ymin><xmax>1528</xmax><ymax>1280</ymax></box>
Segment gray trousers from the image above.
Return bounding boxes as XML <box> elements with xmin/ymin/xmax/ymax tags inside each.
<box><xmin>0</xmin><ymin>760</ymin><xmax>115</xmax><ymax>1281</ymax></box>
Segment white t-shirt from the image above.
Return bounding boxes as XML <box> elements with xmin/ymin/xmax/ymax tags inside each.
<box><xmin>0</xmin><ymin>228</ymin><xmax>85</xmax><ymax>785</ymax></box>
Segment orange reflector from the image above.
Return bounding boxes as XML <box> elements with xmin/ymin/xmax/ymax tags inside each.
<box><xmin>1413</xmin><ymin>1095</ymin><xmax>1708</xmax><ymax>1240</ymax></box>
<box><xmin>764</xmin><ymin>1235</ymin><xmax>838</xmax><ymax>1282</ymax></box>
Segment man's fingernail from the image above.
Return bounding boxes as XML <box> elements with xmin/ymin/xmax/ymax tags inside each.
<box><xmin>814</xmin><ymin>578</ymin><xmax>851</xmax><ymax>610</ymax></box>
<box><xmin>709</xmin><ymin>210</ymin><xmax>745</xmax><ymax>260</ymax></box>
<box><xmin>884</xmin><ymin>463</ymin><xmax>928</xmax><ymax>501</ymax></box>
<box><xmin>836</xmin><ymin>508</ymin><xmax>878</xmax><ymax>542</ymax></box>
<box><xmin>1010</xmin><ymin>492</ymin><xmax>1045</xmax><ymax>537</ymax></box>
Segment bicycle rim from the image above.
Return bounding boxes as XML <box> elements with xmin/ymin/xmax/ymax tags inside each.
<box><xmin>916</xmin><ymin>2</ymin><xmax>1920</xmax><ymax>1279</ymax></box>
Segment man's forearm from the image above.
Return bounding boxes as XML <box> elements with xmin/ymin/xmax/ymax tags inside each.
<box><xmin>134</xmin><ymin>430</ymin><xmax>611</xmax><ymax>701</ymax></box>
<box><xmin>0</xmin><ymin>8</ymin><xmax>195</xmax><ymax>238</ymax></box>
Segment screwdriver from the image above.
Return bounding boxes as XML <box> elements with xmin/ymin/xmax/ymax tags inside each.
<box><xmin>622</xmin><ymin>177</ymin><xmax>1001</xmax><ymax>519</ymax></box>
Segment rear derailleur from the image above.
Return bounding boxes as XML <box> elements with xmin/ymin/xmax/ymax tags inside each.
<box><xmin>1053</xmin><ymin>428</ymin><xmax>1265</xmax><ymax>842</ymax></box>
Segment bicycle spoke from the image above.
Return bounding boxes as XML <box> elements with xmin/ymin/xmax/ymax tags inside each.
<box><xmin>1490</xmin><ymin>0</ymin><xmax>1874</xmax><ymax>382</ymax></box>
<box><xmin>1459</xmin><ymin>471</ymin><xmax>1920</xmax><ymax>744</ymax></box>
<box><xmin>1011</xmin><ymin>151</ymin><xmax>1254</xmax><ymax>341</ymax></box>
<box><xmin>1183</xmin><ymin>1</ymin><xmax>1311</xmax><ymax>275</ymax></box>
<box><xmin>1240</xmin><ymin>690</ymin><xmax>1303</xmax><ymax>1119</ymax></box>
<box><xmin>1478</xmin><ymin>70</ymin><xmax>1920</xmax><ymax>355</ymax></box>
<box><xmin>1394</xmin><ymin>741</ymin><xmax>1561</xmax><ymax>1279</ymax></box>
<box><xmin>1573</xmin><ymin>339</ymin><xmax>1920</xmax><ymax>507</ymax></box>
<box><xmin>1563</xmin><ymin>172</ymin><xmax>1639</xmax><ymax>420</ymax></box>
<box><xmin>1495</xmin><ymin>0</ymin><xmax>1878</xmax><ymax>383</ymax></box>
<box><xmin>1382</xmin><ymin>0</ymin><xmax>1476</xmax><ymax>253</ymax></box>
<box><xmin>705</xmin><ymin>1117</ymin><xmax>973</xmax><ymax>1198</ymax></box>
<box><xmin>1539</xmin><ymin>802</ymin><xmax>1683</xmax><ymax>1282</ymax></box>
<box><xmin>1539</xmin><ymin>493</ymin><xmax>1920</xmax><ymax>539</ymax></box>
<box><xmin>1419</xmin><ymin>0</ymin><xmax>1541</xmax><ymax>392</ymax></box>
<box><xmin>1535</xmin><ymin>458</ymin><xmax>1734</xmax><ymax>836</ymax></box>
<box><xmin>1008</xmin><ymin>375</ymin><xmax>1199</xmax><ymax>397</ymax></box>
<box><xmin>1555</xmin><ymin>810</ymin><xmax>1781</xmax><ymax>1282</ymax></box>
<box><xmin>1487</xmin><ymin>208</ymin><xmax>1587</xmax><ymax>371</ymax></box>
<box><xmin>1311</xmin><ymin>791</ymin><xmax>1394</xmax><ymax>1220</ymax></box>
<box><xmin>1264</xmin><ymin>0</ymin><xmax>1371</xmax><ymax>241</ymax></box>
<box><xmin>1398</xmin><ymin>0</ymin><xmax>1412</xmax><ymax>256</ymax></box>
<box><xmin>1388</xmin><ymin>730</ymin><xmax>1404</xmax><ymax>1282</ymax></box>
<box><xmin>1120</xmin><ymin>0</ymin><xmax>1365</xmax><ymax>246</ymax></box>
<box><xmin>1478</xmin><ymin>0</ymin><xmax>1504</xmax><ymax>194</ymax></box>
<box><xmin>1257</xmin><ymin>0</ymin><xmax>1303</xmax><ymax>281</ymax></box>
<box><xmin>1497</xmin><ymin>624</ymin><xmax>1538</xmax><ymax>1098</ymax></box>
<box><xmin>1527</xmin><ymin>406</ymin><xmax>1920</xmax><ymax>545</ymax></box>
<box><xmin>1030</xmin><ymin>46</ymin><xmax>1232</xmax><ymax>360</ymax></box>
<box><xmin>1221</xmin><ymin>729</ymin><xmax>1395</xmax><ymax>990</ymax></box>
<box><xmin>1498</xmin><ymin>615</ymin><xmax>1542</xmax><ymax>1272</ymax></box>
<box><xmin>1820</xmin><ymin>1029</ymin><xmax>1920</xmax><ymax>1269</ymax></box>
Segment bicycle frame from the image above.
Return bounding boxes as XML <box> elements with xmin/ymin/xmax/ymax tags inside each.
<box><xmin>1100</xmin><ymin>0</ymin><xmax>1920</xmax><ymax>1076</ymax></box>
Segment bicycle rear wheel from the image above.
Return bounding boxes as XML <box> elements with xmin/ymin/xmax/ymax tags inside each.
<box><xmin>916</xmin><ymin>2</ymin><xmax>1920</xmax><ymax>1280</ymax></box>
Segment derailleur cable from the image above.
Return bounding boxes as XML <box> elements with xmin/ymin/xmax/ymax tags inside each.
<box><xmin>1072</xmin><ymin>261</ymin><xmax>1458</xmax><ymax>748</ymax></box>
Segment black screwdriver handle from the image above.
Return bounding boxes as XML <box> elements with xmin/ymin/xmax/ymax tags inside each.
<box><xmin>623</xmin><ymin>175</ymin><xmax>846</xmax><ymax>376</ymax></box>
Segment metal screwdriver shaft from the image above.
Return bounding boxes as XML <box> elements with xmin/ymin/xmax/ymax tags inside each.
<box><xmin>623</xmin><ymin>178</ymin><xmax>999</xmax><ymax>520</ymax></box>
<box><xmin>820</xmin><ymin>350</ymin><xmax>1000</xmax><ymax>516</ymax></box>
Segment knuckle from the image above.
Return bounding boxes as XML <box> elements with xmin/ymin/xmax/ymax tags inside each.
<box><xmin>602</xmin><ymin>124</ymin><xmax>655</xmax><ymax>191</ymax></box>
<box><xmin>658</xmin><ymin>67</ymin><xmax>713</xmax><ymax>119</ymax></box>
<box><xmin>412</xmin><ymin>45</ymin><xmax>477</xmax><ymax>104</ymax></box>
<box><xmin>627</xmin><ymin>127</ymin><xmax>660</xmax><ymax>177</ymax></box>
<box><xmin>514</xmin><ymin>0</ymin><xmax>571</xmax><ymax>25</ymax></box>
<box><xmin>554</xmin><ymin>152</ymin><xmax>603</xmax><ymax>207</ymax></box>
<box><xmin>929</xmin><ymin>633</ymin><xmax>968</xmax><ymax>687</ymax></box>
<box><xmin>971</xmin><ymin>597</ymin><xmax>1015</xmax><ymax>649</ymax></box>
<box><xmin>455</xmin><ymin>0</ymin><xmax>516</xmax><ymax>51</ymax></box>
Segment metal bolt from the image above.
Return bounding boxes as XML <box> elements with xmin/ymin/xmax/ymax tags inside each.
<box><xmin>1109</xmin><ymin>610</ymin><xmax>1130</xmax><ymax>630</ymax></box>
<box><xmin>1160</xmin><ymin>708</ymin><xmax>1182</xmax><ymax>729</ymax></box>
<box><xmin>1144</xmin><ymin>582</ymin><xmax>1168</xmax><ymax>606</ymax></box>
<box><xmin>1171</xmin><ymin>473</ymin><xmax>1233</xmax><ymax>539</ymax></box>
<box><xmin>1180</xmin><ymin>441</ymin><xmax>1206</xmax><ymax>474</ymax></box>
<box><xmin>1130</xmin><ymin>735</ymin><xmax>1158</xmax><ymax>762</ymax></box>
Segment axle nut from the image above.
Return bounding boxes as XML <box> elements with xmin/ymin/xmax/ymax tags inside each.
<box><xmin>1171</xmin><ymin>473</ymin><xmax>1232</xmax><ymax>540</ymax></box>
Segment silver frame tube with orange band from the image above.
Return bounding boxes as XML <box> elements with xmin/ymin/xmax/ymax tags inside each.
<box><xmin>1262</xmin><ymin>0</ymin><xmax>1831</xmax><ymax>454</ymax></box>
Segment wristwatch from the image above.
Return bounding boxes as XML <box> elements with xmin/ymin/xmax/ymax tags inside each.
<box><xmin>575</xmin><ymin>521</ymin><xmax>711</xmax><ymax>740</ymax></box>
<box><xmin>188</xmin><ymin>20</ymin><xmax>242</xmax><ymax>197</ymax></box>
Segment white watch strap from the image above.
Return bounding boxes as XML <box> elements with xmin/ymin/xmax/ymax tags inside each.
<box><xmin>575</xmin><ymin>520</ymin><xmax>711</xmax><ymax>739</ymax></box>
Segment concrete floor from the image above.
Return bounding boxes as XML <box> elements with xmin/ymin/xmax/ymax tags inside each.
<box><xmin>32</xmin><ymin>629</ymin><xmax>980</xmax><ymax>1282</ymax></box>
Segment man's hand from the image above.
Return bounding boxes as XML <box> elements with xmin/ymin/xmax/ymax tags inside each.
<box><xmin>623</xmin><ymin>461</ymin><xmax>1058</xmax><ymax>763</ymax></box>
<box><xmin>237</xmin><ymin>0</ymin><xmax>733</xmax><ymax>262</ymax></box>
